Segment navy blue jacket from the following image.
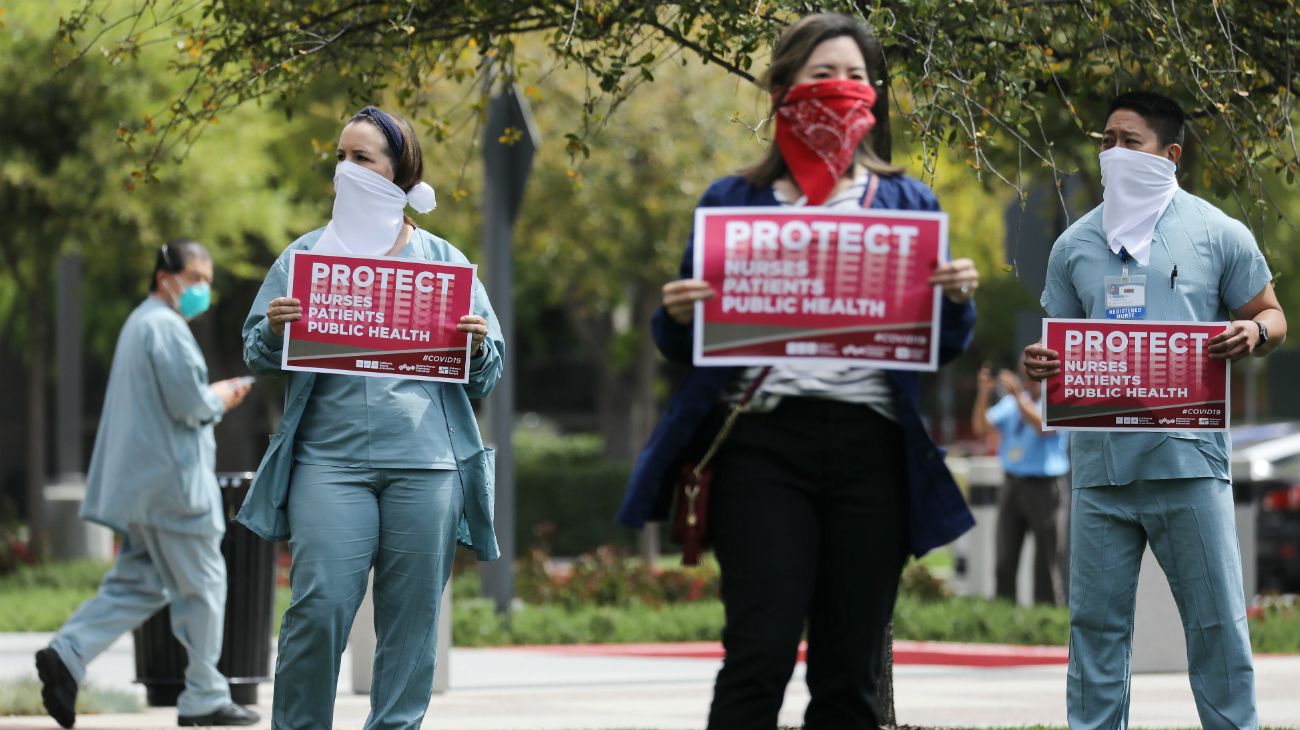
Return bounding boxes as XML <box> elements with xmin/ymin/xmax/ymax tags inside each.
<box><xmin>616</xmin><ymin>174</ymin><xmax>977</xmax><ymax>556</ymax></box>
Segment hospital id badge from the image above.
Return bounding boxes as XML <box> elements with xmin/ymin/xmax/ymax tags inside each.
<box><xmin>1105</xmin><ymin>275</ymin><xmax>1146</xmax><ymax>319</ymax></box>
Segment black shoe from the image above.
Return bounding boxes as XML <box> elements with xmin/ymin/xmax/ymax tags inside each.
<box><xmin>178</xmin><ymin>702</ymin><xmax>261</xmax><ymax>727</ymax></box>
<box><xmin>34</xmin><ymin>647</ymin><xmax>78</xmax><ymax>729</ymax></box>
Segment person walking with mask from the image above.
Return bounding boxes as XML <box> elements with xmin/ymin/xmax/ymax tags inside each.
<box><xmin>35</xmin><ymin>240</ymin><xmax>257</xmax><ymax>729</ymax></box>
<box><xmin>971</xmin><ymin>363</ymin><xmax>1068</xmax><ymax>605</ymax></box>
<box><xmin>238</xmin><ymin>106</ymin><xmax>502</xmax><ymax>730</ymax></box>
<box><xmin>1024</xmin><ymin>91</ymin><xmax>1288</xmax><ymax>730</ymax></box>
<box><xmin>620</xmin><ymin>14</ymin><xmax>979</xmax><ymax>729</ymax></box>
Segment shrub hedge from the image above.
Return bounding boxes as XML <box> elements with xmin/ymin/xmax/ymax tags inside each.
<box><xmin>514</xmin><ymin>429</ymin><xmax>640</xmax><ymax>556</ymax></box>
<box><xmin>4</xmin><ymin>539</ymin><xmax>1297</xmax><ymax>657</ymax></box>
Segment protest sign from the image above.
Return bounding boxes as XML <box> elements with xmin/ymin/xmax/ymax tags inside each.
<box><xmin>1040</xmin><ymin>318</ymin><xmax>1230</xmax><ymax>432</ymax></box>
<box><xmin>692</xmin><ymin>207</ymin><xmax>947</xmax><ymax>370</ymax></box>
<box><xmin>282</xmin><ymin>251</ymin><xmax>475</xmax><ymax>383</ymax></box>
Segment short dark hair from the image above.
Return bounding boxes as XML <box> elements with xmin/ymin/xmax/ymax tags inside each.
<box><xmin>150</xmin><ymin>239</ymin><xmax>210</xmax><ymax>292</ymax></box>
<box><xmin>347</xmin><ymin>107</ymin><xmax>424</xmax><ymax>193</ymax></box>
<box><xmin>1106</xmin><ymin>91</ymin><xmax>1186</xmax><ymax>148</ymax></box>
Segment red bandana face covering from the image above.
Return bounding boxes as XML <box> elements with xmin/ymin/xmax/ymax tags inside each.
<box><xmin>774</xmin><ymin>79</ymin><xmax>878</xmax><ymax>205</ymax></box>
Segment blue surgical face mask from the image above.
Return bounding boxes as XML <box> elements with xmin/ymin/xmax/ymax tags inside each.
<box><xmin>176</xmin><ymin>282</ymin><xmax>211</xmax><ymax>320</ymax></box>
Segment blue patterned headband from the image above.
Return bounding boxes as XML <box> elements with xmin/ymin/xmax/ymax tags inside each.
<box><xmin>355</xmin><ymin>106</ymin><xmax>405</xmax><ymax>158</ymax></box>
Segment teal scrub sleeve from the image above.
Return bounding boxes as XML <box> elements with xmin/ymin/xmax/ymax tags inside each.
<box><xmin>146</xmin><ymin>321</ymin><xmax>224</xmax><ymax>429</ymax></box>
<box><xmin>243</xmin><ymin>251</ymin><xmax>291</xmax><ymax>375</ymax></box>
<box><xmin>1040</xmin><ymin>236</ymin><xmax>1086</xmax><ymax>319</ymax></box>
<box><xmin>1216</xmin><ymin>218</ymin><xmax>1273</xmax><ymax>312</ymax></box>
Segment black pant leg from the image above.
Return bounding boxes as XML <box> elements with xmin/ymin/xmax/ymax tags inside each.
<box><xmin>803</xmin><ymin>405</ymin><xmax>910</xmax><ymax>730</ymax></box>
<box><xmin>1023</xmin><ymin>476</ymin><xmax>1062</xmax><ymax>605</ymax></box>
<box><xmin>706</xmin><ymin>408</ymin><xmax>821</xmax><ymax>730</ymax></box>
<box><xmin>995</xmin><ymin>475</ymin><xmax>1030</xmax><ymax>601</ymax></box>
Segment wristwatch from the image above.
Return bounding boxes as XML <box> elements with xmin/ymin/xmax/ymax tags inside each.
<box><xmin>1256</xmin><ymin>320</ymin><xmax>1269</xmax><ymax>346</ymax></box>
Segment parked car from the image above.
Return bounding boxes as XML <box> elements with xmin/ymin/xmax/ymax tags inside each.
<box><xmin>1231</xmin><ymin>422</ymin><xmax>1300</xmax><ymax>594</ymax></box>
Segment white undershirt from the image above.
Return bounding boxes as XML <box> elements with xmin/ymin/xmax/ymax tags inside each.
<box><xmin>722</xmin><ymin>170</ymin><xmax>896</xmax><ymax>420</ymax></box>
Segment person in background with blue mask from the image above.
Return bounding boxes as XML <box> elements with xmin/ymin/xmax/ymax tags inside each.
<box><xmin>1025</xmin><ymin>91</ymin><xmax>1288</xmax><ymax>730</ymax></box>
<box><xmin>971</xmin><ymin>362</ymin><xmax>1068</xmax><ymax>605</ymax></box>
<box><xmin>35</xmin><ymin>240</ymin><xmax>257</xmax><ymax>729</ymax></box>
<box><xmin>238</xmin><ymin>106</ymin><xmax>502</xmax><ymax>730</ymax></box>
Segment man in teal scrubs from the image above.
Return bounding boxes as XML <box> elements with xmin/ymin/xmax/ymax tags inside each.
<box><xmin>35</xmin><ymin>241</ymin><xmax>259</xmax><ymax>728</ymax></box>
<box><xmin>1025</xmin><ymin>92</ymin><xmax>1288</xmax><ymax>730</ymax></box>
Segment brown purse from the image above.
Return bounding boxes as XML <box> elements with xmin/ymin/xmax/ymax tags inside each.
<box><xmin>671</xmin><ymin>367</ymin><xmax>771</xmax><ymax>565</ymax></box>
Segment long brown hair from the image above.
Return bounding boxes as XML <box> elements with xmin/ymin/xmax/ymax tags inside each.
<box><xmin>348</xmin><ymin>107</ymin><xmax>425</xmax><ymax>193</ymax></box>
<box><xmin>740</xmin><ymin>13</ymin><xmax>903</xmax><ymax>187</ymax></box>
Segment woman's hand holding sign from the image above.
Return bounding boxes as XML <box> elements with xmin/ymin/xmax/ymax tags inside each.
<box><xmin>929</xmin><ymin>258</ymin><xmax>979</xmax><ymax>304</ymax></box>
<box><xmin>458</xmin><ymin>315</ymin><xmax>489</xmax><ymax>356</ymax></box>
<box><xmin>267</xmin><ymin>297</ymin><xmax>303</xmax><ymax>337</ymax></box>
<box><xmin>663</xmin><ymin>279</ymin><xmax>715</xmax><ymax>325</ymax></box>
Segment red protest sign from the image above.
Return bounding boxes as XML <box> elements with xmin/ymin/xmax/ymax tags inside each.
<box><xmin>1040</xmin><ymin>318</ymin><xmax>1230</xmax><ymax>432</ymax></box>
<box><xmin>692</xmin><ymin>207</ymin><xmax>947</xmax><ymax>370</ymax></box>
<box><xmin>282</xmin><ymin>251</ymin><xmax>475</xmax><ymax>382</ymax></box>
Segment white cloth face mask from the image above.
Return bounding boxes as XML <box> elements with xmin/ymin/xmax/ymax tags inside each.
<box><xmin>314</xmin><ymin>161</ymin><xmax>437</xmax><ymax>257</ymax></box>
<box><xmin>1099</xmin><ymin>146</ymin><xmax>1179</xmax><ymax>267</ymax></box>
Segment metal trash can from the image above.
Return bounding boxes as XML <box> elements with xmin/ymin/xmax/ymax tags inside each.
<box><xmin>948</xmin><ymin>456</ymin><xmax>1003</xmax><ymax>598</ymax></box>
<box><xmin>132</xmin><ymin>472</ymin><xmax>276</xmax><ymax>706</ymax></box>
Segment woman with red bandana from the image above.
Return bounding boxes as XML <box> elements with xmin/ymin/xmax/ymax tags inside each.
<box><xmin>618</xmin><ymin>13</ymin><xmax>980</xmax><ymax>730</ymax></box>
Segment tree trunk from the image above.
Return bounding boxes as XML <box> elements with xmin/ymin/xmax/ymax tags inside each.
<box><xmin>632</xmin><ymin>284</ymin><xmax>663</xmax><ymax>563</ymax></box>
<box><xmin>25</xmin><ymin>289</ymin><xmax>49</xmax><ymax>559</ymax></box>
<box><xmin>629</xmin><ymin>283</ymin><xmax>660</xmax><ymax>454</ymax></box>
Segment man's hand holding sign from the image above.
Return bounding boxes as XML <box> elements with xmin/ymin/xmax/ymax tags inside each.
<box><xmin>1025</xmin><ymin>284</ymin><xmax>1286</xmax><ymax>382</ymax></box>
<box><xmin>1036</xmin><ymin>319</ymin><xmax>1231</xmax><ymax>431</ymax></box>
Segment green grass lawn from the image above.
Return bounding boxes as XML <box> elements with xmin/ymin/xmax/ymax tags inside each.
<box><xmin>915</xmin><ymin>548</ymin><xmax>955</xmax><ymax>572</ymax></box>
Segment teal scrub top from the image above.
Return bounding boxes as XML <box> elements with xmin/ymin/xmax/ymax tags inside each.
<box><xmin>294</xmin><ymin>373</ymin><xmax>457</xmax><ymax>468</ymax></box>
<box><xmin>987</xmin><ymin>394</ymin><xmax>1070</xmax><ymax>478</ymax></box>
<box><xmin>293</xmin><ymin>245</ymin><xmax>457</xmax><ymax>469</ymax></box>
<box><xmin>81</xmin><ymin>297</ymin><xmax>226</xmax><ymax>535</ymax></box>
<box><xmin>1040</xmin><ymin>190</ymin><xmax>1272</xmax><ymax>488</ymax></box>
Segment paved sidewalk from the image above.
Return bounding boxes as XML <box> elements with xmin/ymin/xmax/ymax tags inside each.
<box><xmin>1</xmin><ymin>633</ymin><xmax>1298</xmax><ymax>728</ymax></box>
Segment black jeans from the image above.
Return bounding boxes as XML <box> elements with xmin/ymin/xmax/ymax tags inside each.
<box><xmin>994</xmin><ymin>474</ymin><xmax>1062</xmax><ymax>605</ymax></box>
<box><xmin>705</xmin><ymin>397</ymin><xmax>910</xmax><ymax>730</ymax></box>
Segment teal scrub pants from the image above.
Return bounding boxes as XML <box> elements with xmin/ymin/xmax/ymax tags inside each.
<box><xmin>272</xmin><ymin>464</ymin><xmax>464</xmax><ymax>730</ymax></box>
<box><xmin>1068</xmin><ymin>478</ymin><xmax>1256</xmax><ymax>730</ymax></box>
<box><xmin>49</xmin><ymin>525</ymin><xmax>230</xmax><ymax>716</ymax></box>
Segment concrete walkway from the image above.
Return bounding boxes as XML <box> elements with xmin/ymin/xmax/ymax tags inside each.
<box><xmin>1</xmin><ymin>633</ymin><xmax>1297</xmax><ymax>728</ymax></box>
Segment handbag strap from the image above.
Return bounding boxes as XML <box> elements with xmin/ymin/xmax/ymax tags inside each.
<box><xmin>861</xmin><ymin>169</ymin><xmax>880</xmax><ymax>209</ymax></box>
<box><xmin>685</xmin><ymin>170</ymin><xmax>872</xmax><ymax>479</ymax></box>
<box><xmin>690</xmin><ymin>366</ymin><xmax>772</xmax><ymax>479</ymax></box>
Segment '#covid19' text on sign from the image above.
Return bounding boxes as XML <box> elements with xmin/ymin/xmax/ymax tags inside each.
<box><xmin>1040</xmin><ymin>318</ymin><xmax>1230</xmax><ymax>432</ymax></box>
<box><xmin>282</xmin><ymin>251</ymin><xmax>475</xmax><ymax>382</ymax></box>
<box><xmin>692</xmin><ymin>207</ymin><xmax>947</xmax><ymax>370</ymax></box>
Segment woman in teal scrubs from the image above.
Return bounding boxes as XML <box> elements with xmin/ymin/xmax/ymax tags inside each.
<box><xmin>238</xmin><ymin>106</ymin><xmax>503</xmax><ymax>730</ymax></box>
